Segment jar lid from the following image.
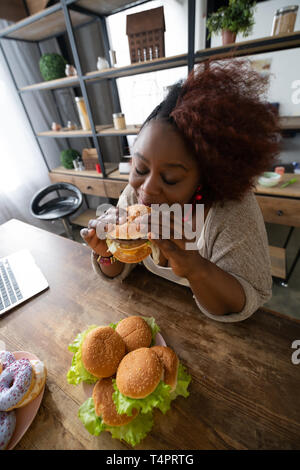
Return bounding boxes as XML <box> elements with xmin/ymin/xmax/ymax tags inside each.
<box><xmin>275</xmin><ymin>5</ymin><xmax>298</xmax><ymax>14</ymax></box>
<box><xmin>113</xmin><ymin>113</ymin><xmax>124</xmax><ymax>118</ymax></box>
<box><xmin>75</xmin><ymin>97</ymin><xmax>84</xmax><ymax>102</ymax></box>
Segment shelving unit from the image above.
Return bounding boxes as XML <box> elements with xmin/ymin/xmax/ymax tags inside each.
<box><xmin>1</xmin><ymin>1</ymin><xmax>300</xmax><ymax>218</ymax></box>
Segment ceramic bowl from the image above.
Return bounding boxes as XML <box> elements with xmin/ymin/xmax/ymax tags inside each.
<box><xmin>258</xmin><ymin>172</ymin><xmax>282</xmax><ymax>187</ymax></box>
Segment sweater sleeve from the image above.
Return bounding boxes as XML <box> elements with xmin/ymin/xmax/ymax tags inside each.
<box><xmin>193</xmin><ymin>192</ymin><xmax>272</xmax><ymax>323</ymax></box>
<box><xmin>91</xmin><ymin>184</ymin><xmax>138</xmax><ymax>283</ymax></box>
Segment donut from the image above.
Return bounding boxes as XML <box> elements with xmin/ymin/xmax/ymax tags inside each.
<box><xmin>14</xmin><ymin>359</ymin><xmax>47</xmax><ymax>408</ymax></box>
<box><xmin>0</xmin><ymin>359</ymin><xmax>34</xmax><ymax>411</ymax></box>
<box><xmin>0</xmin><ymin>410</ymin><xmax>16</xmax><ymax>450</ymax></box>
<box><xmin>0</xmin><ymin>351</ymin><xmax>16</xmax><ymax>374</ymax></box>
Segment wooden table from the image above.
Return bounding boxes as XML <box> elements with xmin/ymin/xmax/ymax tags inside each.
<box><xmin>1</xmin><ymin>219</ymin><xmax>300</xmax><ymax>450</ymax></box>
<box><xmin>255</xmin><ymin>173</ymin><xmax>300</xmax><ymax>283</ymax></box>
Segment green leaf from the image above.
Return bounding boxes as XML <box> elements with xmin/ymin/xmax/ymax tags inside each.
<box><xmin>78</xmin><ymin>398</ymin><xmax>105</xmax><ymax>435</ymax></box>
<box><xmin>112</xmin><ymin>379</ymin><xmax>172</xmax><ymax>416</ymax></box>
<box><xmin>107</xmin><ymin>412</ymin><xmax>153</xmax><ymax>447</ymax></box>
<box><xmin>78</xmin><ymin>397</ymin><xmax>154</xmax><ymax>447</ymax></box>
<box><xmin>141</xmin><ymin>316</ymin><xmax>160</xmax><ymax>345</ymax></box>
<box><xmin>67</xmin><ymin>325</ymin><xmax>99</xmax><ymax>385</ymax></box>
<box><xmin>170</xmin><ymin>363</ymin><xmax>192</xmax><ymax>401</ymax></box>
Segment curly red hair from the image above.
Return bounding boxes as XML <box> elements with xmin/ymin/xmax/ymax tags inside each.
<box><xmin>143</xmin><ymin>57</ymin><xmax>280</xmax><ymax>205</ymax></box>
<box><xmin>170</xmin><ymin>58</ymin><xmax>280</xmax><ymax>204</ymax></box>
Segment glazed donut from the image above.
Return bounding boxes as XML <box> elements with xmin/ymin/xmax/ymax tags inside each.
<box><xmin>0</xmin><ymin>359</ymin><xmax>34</xmax><ymax>412</ymax></box>
<box><xmin>0</xmin><ymin>351</ymin><xmax>16</xmax><ymax>374</ymax></box>
<box><xmin>0</xmin><ymin>410</ymin><xmax>16</xmax><ymax>450</ymax></box>
<box><xmin>15</xmin><ymin>359</ymin><xmax>47</xmax><ymax>408</ymax></box>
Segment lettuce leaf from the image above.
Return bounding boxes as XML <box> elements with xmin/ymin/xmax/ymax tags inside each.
<box><xmin>67</xmin><ymin>325</ymin><xmax>99</xmax><ymax>385</ymax></box>
<box><xmin>112</xmin><ymin>362</ymin><xmax>191</xmax><ymax>416</ymax></box>
<box><xmin>78</xmin><ymin>397</ymin><xmax>153</xmax><ymax>447</ymax></box>
<box><xmin>112</xmin><ymin>379</ymin><xmax>171</xmax><ymax>416</ymax></box>
<box><xmin>170</xmin><ymin>363</ymin><xmax>192</xmax><ymax>401</ymax></box>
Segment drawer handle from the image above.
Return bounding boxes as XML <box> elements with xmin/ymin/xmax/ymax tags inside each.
<box><xmin>277</xmin><ymin>210</ymin><xmax>283</xmax><ymax>216</ymax></box>
<box><xmin>86</xmin><ymin>185</ymin><xmax>93</xmax><ymax>190</ymax></box>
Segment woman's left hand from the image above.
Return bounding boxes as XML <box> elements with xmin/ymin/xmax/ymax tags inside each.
<box><xmin>135</xmin><ymin>211</ymin><xmax>203</xmax><ymax>279</ymax></box>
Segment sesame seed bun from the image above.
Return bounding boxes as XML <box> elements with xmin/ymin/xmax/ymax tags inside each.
<box><xmin>93</xmin><ymin>378</ymin><xmax>138</xmax><ymax>427</ymax></box>
<box><xmin>116</xmin><ymin>316</ymin><xmax>152</xmax><ymax>352</ymax></box>
<box><xmin>81</xmin><ymin>327</ymin><xmax>126</xmax><ymax>379</ymax></box>
<box><xmin>116</xmin><ymin>347</ymin><xmax>163</xmax><ymax>399</ymax></box>
<box><xmin>151</xmin><ymin>346</ymin><xmax>179</xmax><ymax>392</ymax></box>
<box><xmin>106</xmin><ymin>204</ymin><xmax>152</xmax><ymax>263</ymax></box>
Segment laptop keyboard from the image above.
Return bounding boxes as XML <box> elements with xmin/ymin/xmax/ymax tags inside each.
<box><xmin>0</xmin><ymin>260</ymin><xmax>22</xmax><ymax>311</ymax></box>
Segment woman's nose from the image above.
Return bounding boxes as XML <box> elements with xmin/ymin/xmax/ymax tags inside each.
<box><xmin>141</xmin><ymin>173</ymin><xmax>161</xmax><ymax>196</ymax></box>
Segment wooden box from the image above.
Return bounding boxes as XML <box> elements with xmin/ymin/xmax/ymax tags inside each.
<box><xmin>126</xmin><ymin>6</ymin><xmax>165</xmax><ymax>64</ymax></box>
<box><xmin>0</xmin><ymin>0</ymin><xmax>28</xmax><ymax>22</ymax></box>
<box><xmin>82</xmin><ymin>148</ymin><xmax>99</xmax><ymax>171</ymax></box>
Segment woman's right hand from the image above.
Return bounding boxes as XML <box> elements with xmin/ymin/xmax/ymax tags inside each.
<box><xmin>80</xmin><ymin>207</ymin><xmax>126</xmax><ymax>257</ymax></box>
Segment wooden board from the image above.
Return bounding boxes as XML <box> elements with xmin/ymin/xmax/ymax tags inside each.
<box><xmin>37</xmin><ymin>125</ymin><xmax>140</xmax><ymax>138</ymax></box>
<box><xmin>71</xmin><ymin>209</ymin><xmax>97</xmax><ymax>228</ymax></box>
<box><xmin>195</xmin><ymin>31</ymin><xmax>300</xmax><ymax>62</ymax></box>
<box><xmin>1</xmin><ymin>219</ymin><xmax>300</xmax><ymax>450</ymax></box>
<box><xmin>269</xmin><ymin>246</ymin><xmax>286</xmax><ymax>279</ymax></box>
<box><xmin>256</xmin><ymin>195</ymin><xmax>300</xmax><ymax>228</ymax></box>
<box><xmin>2</xmin><ymin>8</ymin><xmax>91</xmax><ymax>41</ymax></box>
<box><xmin>85</xmin><ymin>54</ymin><xmax>187</xmax><ymax>81</ymax></box>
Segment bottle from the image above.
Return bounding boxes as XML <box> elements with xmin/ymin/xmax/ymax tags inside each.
<box><xmin>97</xmin><ymin>57</ymin><xmax>109</xmax><ymax>71</ymax></box>
<box><xmin>75</xmin><ymin>97</ymin><xmax>91</xmax><ymax>131</ymax></box>
<box><xmin>112</xmin><ymin>113</ymin><xmax>126</xmax><ymax>130</ymax></box>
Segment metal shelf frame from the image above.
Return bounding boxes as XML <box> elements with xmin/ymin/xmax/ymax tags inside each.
<box><xmin>0</xmin><ymin>0</ymin><xmax>196</xmax><ymax>180</ymax></box>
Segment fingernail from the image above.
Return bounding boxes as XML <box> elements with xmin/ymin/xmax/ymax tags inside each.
<box><xmin>80</xmin><ymin>228</ymin><xmax>88</xmax><ymax>238</ymax></box>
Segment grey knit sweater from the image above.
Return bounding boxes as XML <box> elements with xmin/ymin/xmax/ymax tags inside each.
<box><xmin>91</xmin><ymin>184</ymin><xmax>272</xmax><ymax>323</ymax></box>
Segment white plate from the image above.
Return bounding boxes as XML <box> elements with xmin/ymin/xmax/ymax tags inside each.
<box><xmin>82</xmin><ymin>332</ymin><xmax>166</xmax><ymax>397</ymax></box>
<box><xmin>6</xmin><ymin>351</ymin><xmax>46</xmax><ymax>450</ymax></box>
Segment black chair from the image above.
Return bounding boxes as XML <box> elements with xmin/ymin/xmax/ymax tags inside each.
<box><xmin>30</xmin><ymin>182</ymin><xmax>83</xmax><ymax>240</ymax></box>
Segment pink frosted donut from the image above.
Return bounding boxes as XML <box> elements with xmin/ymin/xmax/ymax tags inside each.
<box><xmin>0</xmin><ymin>351</ymin><xmax>16</xmax><ymax>374</ymax></box>
<box><xmin>0</xmin><ymin>359</ymin><xmax>33</xmax><ymax>411</ymax></box>
<box><xmin>0</xmin><ymin>410</ymin><xmax>16</xmax><ymax>450</ymax></box>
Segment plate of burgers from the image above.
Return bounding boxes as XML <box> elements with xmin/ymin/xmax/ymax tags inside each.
<box><xmin>67</xmin><ymin>316</ymin><xmax>191</xmax><ymax>447</ymax></box>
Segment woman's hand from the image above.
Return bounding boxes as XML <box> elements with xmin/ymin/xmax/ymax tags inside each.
<box><xmin>135</xmin><ymin>211</ymin><xmax>203</xmax><ymax>279</ymax></box>
<box><xmin>80</xmin><ymin>207</ymin><xmax>126</xmax><ymax>257</ymax></box>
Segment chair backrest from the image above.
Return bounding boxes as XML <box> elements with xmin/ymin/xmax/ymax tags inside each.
<box><xmin>30</xmin><ymin>182</ymin><xmax>83</xmax><ymax>219</ymax></box>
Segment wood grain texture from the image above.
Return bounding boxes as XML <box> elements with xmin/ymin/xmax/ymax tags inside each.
<box><xmin>1</xmin><ymin>219</ymin><xmax>300</xmax><ymax>450</ymax></box>
<box><xmin>255</xmin><ymin>174</ymin><xmax>300</xmax><ymax>198</ymax></box>
<box><xmin>256</xmin><ymin>195</ymin><xmax>300</xmax><ymax>227</ymax></box>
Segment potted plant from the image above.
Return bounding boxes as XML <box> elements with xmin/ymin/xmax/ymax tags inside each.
<box><xmin>207</xmin><ymin>0</ymin><xmax>256</xmax><ymax>45</ymax></box>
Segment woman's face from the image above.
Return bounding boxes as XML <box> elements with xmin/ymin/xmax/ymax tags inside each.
<box><xmin>129</xmin><ymin>120</ymin><xmax>201</xmax><ymax>206</ymax></box>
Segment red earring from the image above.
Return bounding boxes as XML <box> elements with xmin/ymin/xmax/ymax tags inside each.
<box><xmin>192</xmin><ymin>185</ymin><xmax>203</xmax><ymax>205</ymax></box>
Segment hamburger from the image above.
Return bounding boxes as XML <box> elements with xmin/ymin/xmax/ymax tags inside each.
<box><xmin>105</xmin><ymin>204</ymin><xmax>160</xmax><ymax>264</ymax></box>
<box><xmin>115</xmin><ymin>316</ymin><xmax>152</xmax><ymax>352</ymax></box>
<box><xmin>78</xmin><ymin>377</ymin><xmax>153</xmax><ymax>446</ymax></box>
<box><xmin>81</xmin><ymin>326</ymin><xmax>126</xmax><ymax>379</ymax></box>
<box><xmin>67</xmin><ymin>316</ymin><xmax>160</xmax><ymax>385</ymax></box>
<box><xmin>68</xmin><ymin>316</ymin><xmax>192</xmax><ymax>447</ymax></box>
<box><xmin>67</xmin><ymin>325</ymin><xmax>126</xmax><ymax>385</ymax></box>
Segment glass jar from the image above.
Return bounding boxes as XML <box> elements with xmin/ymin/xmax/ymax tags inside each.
<box><xmin>271</xmin><ymin>5</ymin><xmax>298</xmax><ymax>35</ymax></box>
<box><xmin>75</xmin><ymin>97</ymin><xmax>91</xmax><ymax>131</ymax></box>
<box><xmin>113</xmin><ymin>113</ymin><xmax>126</xmax><ymax>130</ymax></box>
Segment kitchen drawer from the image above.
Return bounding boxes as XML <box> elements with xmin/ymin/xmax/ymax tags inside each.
<box><xmin>49</xmin><ymin>172</ymin><xmax>106</xmax><ymax>197</ymax></box>
<box><xmin>256</xmin><ymin>195</ymin><xmax>300</xmax><ymax>227</ymax></box>
<box><xmin>104</xmin><ymin>180</ymin><xmax>127</xmax><ymax>199</ymax></box>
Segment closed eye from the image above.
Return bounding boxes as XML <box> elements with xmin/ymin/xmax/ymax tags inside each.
<box><xmin>135</xmin><ymin>167</ymin><xmax>148</xmax><ymax>176</ymax></box>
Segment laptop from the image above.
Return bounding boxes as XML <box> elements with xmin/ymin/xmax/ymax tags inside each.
<box><xmin>0</xmin><ymin>249</ymin><xmax>49</xmax><ymax>316</ymax></box>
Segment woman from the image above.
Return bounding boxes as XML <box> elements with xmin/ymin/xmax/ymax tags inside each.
<box><xmin>81</xmin><ymin>59</ymin><xmax>280</xmax><ymax>323</ymax></box>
